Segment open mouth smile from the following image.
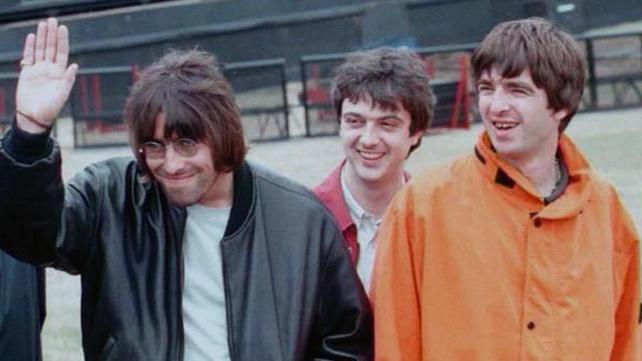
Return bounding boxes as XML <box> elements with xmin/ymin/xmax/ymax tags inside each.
<box><xmin>358</xmin><ymin>150</ymin><xmax>385</xmax><ymax>161</ymax></box>
<box><xmin>492</xmin><ymin>120</ymin><xmax>519</xmax><ymax>130</ymax></box>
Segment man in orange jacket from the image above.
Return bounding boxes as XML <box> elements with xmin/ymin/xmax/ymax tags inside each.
<box><xmin>372</xmin><ymin>18</ymin><xmax>640</xmax><ymax>360</ymax></box>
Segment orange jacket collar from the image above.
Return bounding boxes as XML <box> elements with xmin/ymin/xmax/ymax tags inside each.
<box><xmin>473</xmin><ymin>131</ymin><xmax>592</xmax><ymax>220</ymax></box>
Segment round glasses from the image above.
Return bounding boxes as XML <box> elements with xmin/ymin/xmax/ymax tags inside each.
<box><xmin>139</xmin><ymin>138</ymin><xmax>199</xmax><ymax>160</ymax></box>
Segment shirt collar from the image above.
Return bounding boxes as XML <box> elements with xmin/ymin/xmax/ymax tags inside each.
<box><xmin>340</xmin><ymin>165</ymin><xmax>387</xmax><ymax>226</ymax></box>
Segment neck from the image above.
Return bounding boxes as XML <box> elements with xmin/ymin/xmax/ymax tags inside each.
<box><xmin>199</xmin><ymin>171</ymin><xmax>234</xmax><ymax>208</ymax></box>
<box><xmin>504</xmin><ymin>150</ymin><xmax>559</xmax><ymax>198</ymax></box>
<box><xmin>343</xmin><ymin>164</ymin><xmax>404</xmax><ymax>218</ymax></box>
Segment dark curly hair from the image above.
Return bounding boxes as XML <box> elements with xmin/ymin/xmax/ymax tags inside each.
<box><xmin>332</xmin><ymin>47</ymin><xmax>435</xmax><ymax>155</ymax></box>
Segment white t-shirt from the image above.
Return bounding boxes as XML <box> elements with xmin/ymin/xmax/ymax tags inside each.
<box><xmin>182</xmin><ymin>204</ymin><xmax>231</xmax><ymax>361</ymax></box>
<box><xmin>340</xmin><ymin>169</ymin><xmax>381</xmax><ymax>293</ymax></box>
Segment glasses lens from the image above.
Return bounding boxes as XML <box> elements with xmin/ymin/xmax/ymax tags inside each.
<box><xmin>142</xmin><ymin>141</ymin><xmax>165</xmax><ymax>159</ymax></box>
<box><xmin>174</xmin><ymin>138</ymin><xmax>198</xmax><ymax>157</ymax></box>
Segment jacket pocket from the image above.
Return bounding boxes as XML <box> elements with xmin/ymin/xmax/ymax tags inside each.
<box><xmin>99</xmin><ymin>336</ymin><xmax>119</xmax><ymax>361</ymax></box>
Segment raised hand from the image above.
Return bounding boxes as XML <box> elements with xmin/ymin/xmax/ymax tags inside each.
<box><xmin>15</xmin><ymin>18</ymin><xmax>78</xmax><ymax>133</ymax></box>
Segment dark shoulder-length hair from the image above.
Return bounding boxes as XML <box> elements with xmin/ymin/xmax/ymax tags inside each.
<box><xmin>124</xmin><ymin>49</ymin><xmax>247</xmax><ymax>176</ymax></box>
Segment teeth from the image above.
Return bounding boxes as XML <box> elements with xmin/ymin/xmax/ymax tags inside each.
<box><xmin>359</xmin><ymin>151</ymin><xmax>383</xmax><ymax>160</ymax></box>
<box><xmin>493</xmin><ymin>122</ymin><xmax>517</xmax><ymax>130</ymax></box>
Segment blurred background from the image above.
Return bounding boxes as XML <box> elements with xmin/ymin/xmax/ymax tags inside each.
<box><xmin>0</xmin><ymin>1</ymin><xmax>639</xmax><ymax>360</ymax></box>
<box><xmin>0</xmin><ymin>0</ymin><xmax>639</xmax><ymax>145</ymax></box>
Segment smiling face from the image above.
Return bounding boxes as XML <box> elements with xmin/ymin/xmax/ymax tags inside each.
<box><xmin>477</xmin><ymin>68</ymin><xmax>568</xmax><ymax>166</ymax></box>
<box><xmin>340</xmin><ymin>96</ymin><xmax>422</xmax><ymax>186</ymax></box>
<box><xmin>144</xmin><ymin>113</ymin><xmax>233</xmax><ymax>208</ymax></box>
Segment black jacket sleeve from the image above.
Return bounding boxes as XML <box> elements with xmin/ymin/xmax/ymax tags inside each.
<box><xmin>0</xmin><ymin>125</ymin><xmax>101</xmax><ymax>274</ymax></box>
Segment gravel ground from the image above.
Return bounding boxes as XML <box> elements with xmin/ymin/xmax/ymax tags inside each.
<box><xmin>42</xmin><ymin>107</ymin><xmax>642</xmax><ymax>360</ymax></box>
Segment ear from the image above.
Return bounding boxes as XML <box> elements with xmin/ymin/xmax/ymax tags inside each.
<box><xmin>409</xmin><ymin>129</ymin><xmax>424</xmax><ymax>146</ymax></box>
<box><xmin>552</xmin><ymin>107</ymin><xmax>569</xmax><ymax>124</ymax></box>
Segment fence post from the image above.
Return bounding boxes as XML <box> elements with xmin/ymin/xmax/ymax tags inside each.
<box><xmin>585</xmin><ymin>39</ymin><xmax>598</xmax><ymax>110</ymax></box>
<box><xmin>279</xmin><ymin>62</ymin><xmax>290</xmax><ymax>139</ymax></box>
<box><xmin>299</xmin><ymin>58</ymin><xmax>310</xmax><ymax>137</ymax></box>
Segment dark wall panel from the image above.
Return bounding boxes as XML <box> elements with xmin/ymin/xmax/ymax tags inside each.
<box><xmin>0</xmin><ymin>0</ymin><xmax>639</xmax><ymax>73</ymax></box>
<box><xmin>583</xmin><ymin>0</ymin><xmax>642</xmax><ymax>29</ymax></box>
<box><xmin>409</xmin><ymin>0</ymin><xmax>492</xmax><ymax>46</ymax></box>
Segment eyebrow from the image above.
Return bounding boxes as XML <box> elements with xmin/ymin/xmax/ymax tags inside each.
<box><xmin>142</xmin><ymin>137</ymin><xmax>166</xmax><ymax>144</ymax></box>
<box><xmin>476</xmin><ymin>79</ymin><xmax>493</xmax><ymax>87</ymax></box>
<box><xmin>504</xmin><ymin>80</ymin><xmax>534</xmax><ymax>88</ymax></box>
<box><xmin>342</xmin><ymin>112</ymin><xmax>404</xmax><ymax>122</ymax></box>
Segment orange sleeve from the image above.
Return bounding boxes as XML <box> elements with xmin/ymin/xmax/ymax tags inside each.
<box><xmin>371</xmin><ymin>189</ymin><xmax>424</xmax><ymax>361</ymax></box>
<box><xmin>610</xmin><ymin>194</ymin><xmax>640</xmax><ymax>361</ymax></box>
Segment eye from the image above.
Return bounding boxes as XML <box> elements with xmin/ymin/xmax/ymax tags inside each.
<box><xmin>477</xmin><ymin>84</ymin><xmax>493</xmax><ymax>93</ymax></box>
<box><xmin>143</xmin><ymin>141</ymin><xmax>163</xmax><ymax>150</ymax></box>
<box><xmin>511</xmin><ymin>87</ymin><xmax>530</xmax><ymax>96</ymax></box>
<box><xmin>380</xmin><ymin>120</ymin><xmax>398</xmax><ymax>129</ymax></box>
<box><xmin>343</xmin><ymin>117</ymin><xmax>363</xmax><ymax>126</ymax></box>
<box><xmin>141</xmin><ymin>141</ymin><xmax>165</xmax><ymax>158</ymax></box>
<box><xmin>176</xmin><ymin>138</ymin><xmax>197</xmax><ymax>148</ymax></box>
<box><xmin>175</xmin><ymin>138</ymin><xmax>199</xmax><ymax>157</ymax></box>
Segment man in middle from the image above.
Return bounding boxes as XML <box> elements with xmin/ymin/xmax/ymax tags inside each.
<box><xmin>314</xmin><ymin>47</ymin><xmax>435</xmax><ymax>292</ymax></box>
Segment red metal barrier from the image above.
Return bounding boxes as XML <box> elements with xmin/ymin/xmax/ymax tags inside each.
<box><xmin>449</xmin><ymin>54</ymin><xmax>470</xmax><ymax>129</ymax></box>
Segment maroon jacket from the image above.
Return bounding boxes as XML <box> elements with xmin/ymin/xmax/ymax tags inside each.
<box><xmin>313</xmin><ymin>160</ymin><xmax>410</xmax><ymax>264</ymax></box>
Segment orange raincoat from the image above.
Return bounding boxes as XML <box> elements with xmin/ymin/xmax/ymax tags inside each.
<box><xmin>372</xmin><ymin>132</ymin><xmax>640</xmax><ymax>361</ymax></box>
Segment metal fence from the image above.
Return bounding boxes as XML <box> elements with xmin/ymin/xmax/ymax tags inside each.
<box><xmin>223</xmin><ymin>58</ymin><xmax>289</xmax><ymax>142</ymax></box>
<box><xmin>299</xmin><ymin>30</ymin><xmax>642</xmax><ymax>138</ymax></box>
<box><xmin>1</xmin><ymin>29</ymin><xmax>641</xmax><ymax>145</ymax></box>
<box><xmin>414</xmin><ymin>44</ymin><xmax>475</xmax><ymax>129</ymax></box>
<box><xmin>68</xmin><ymin>59</ymin><xmax>291</xmax><ymax>148</ymax></box>
<box><xmin>299</xmin><ymin>54</ymin><xmax>344</xmax><ymax>137</ymax></box>
<box><xmin>69</xmin><ymin>66</ymin><xmax>134</xmax><ymax>148</ymax></box>
<box><xmin>579</xmin><ymin>32</ymin><xmax>642</xmax><ymax>111</ymax></box>
<box><xmin>299</xmin><ymin>43</ymin><xmax>475</xmax><ymax>137</ymax></box>
<box><xmin>0</xmin><ymin>72</ymin><xmax>17</xmax><ymax>134</ymax></box>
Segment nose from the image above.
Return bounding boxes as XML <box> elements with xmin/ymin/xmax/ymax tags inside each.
<box><xmin>487</xmin><ymin>90</ymin><xmax>510</xmax><ymax>115</ymax></box>
<box><xmin>358</xmin><ymin>122</ymin><xmax>380</xmax><ymax>147</ymax></box>
<box><xmin>162</xmin><ymin>145</ymin><xmax>186</xmax><ymax>174</ymax></box>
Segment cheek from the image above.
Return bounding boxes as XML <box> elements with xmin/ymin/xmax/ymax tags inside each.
<box><xmin>477</xmin><ymin>98</ymin><xmax>491</xmax><ymax>115</ymax></box>
<box><xmin>145</xmin><ymin>159</ymin><xmax>163</xmax><ymax>174</ymax></box>
<box><xmin>340</xmin><ymin>130</ymin><xmax>360</xmax><ymax>147</ymax></box>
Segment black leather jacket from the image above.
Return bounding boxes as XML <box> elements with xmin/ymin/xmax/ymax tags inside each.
<box><xmin>0</xmin><ymin>129</ymin><xmax>372</xmax><ymax>361</ymax></box>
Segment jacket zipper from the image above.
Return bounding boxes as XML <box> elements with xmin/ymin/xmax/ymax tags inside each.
<box><xmin>220</xmin><ymin>241</ymin><xmax>236</xmax><ymax>360</ymax></box>
<box><xmin>177</xmin><ymin>246</ymin><xmax>185</xmax><ymax>361</ymax></box>
<box><xmin>176</xmin><ymin>212</ymin><xmax>186</xmax><ymax>361</ymax></box>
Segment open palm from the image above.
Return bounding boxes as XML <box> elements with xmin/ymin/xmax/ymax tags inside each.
<box><xmin>16</xmin><ymin>18</ymin><xmax>77</xmax><ymax>128</ymax></box>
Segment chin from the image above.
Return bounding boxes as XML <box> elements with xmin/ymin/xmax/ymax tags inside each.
<box><xmin>356</xmin><ymin>171</ymin><xmax>385</xmax><ymax>183</ymax></box>
<box><xmin>167</xmin><ymin>197</ymin><xmax>199</xmax><ymax>207</ymax></box>
<box><xmin>163</xmin><ymin>188</ymin><xmax>200</xmax><ymax>207</ymax></box>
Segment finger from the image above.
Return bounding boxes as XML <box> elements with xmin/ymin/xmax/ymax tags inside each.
<box><xmin>21</xmin><ymin>33</ymin><xmax>35</xmax><ymax>66</ymax></box>
<box><xmin>34</xmin><ymin>21</ymin><xmax>47</xmax><ymax>62</ymax></box>
<box><xmin>44</xmin><ymin>18</ymin><xmax>58</xmax><ymax>62</ymax></box>
<box><xmin>55</xmin><ymin>25</ymin><xmax>69</xmax><ymax>68</ymax></box>
<box><xmin>62</xmin><ymin>63</ymin><xmax>78</xmax><ymax>95</ymax></box>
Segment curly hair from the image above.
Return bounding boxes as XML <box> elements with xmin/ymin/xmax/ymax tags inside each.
<box><xmin>332</xmin><ymin>47</ymin><xmax>435</xmax><ymax>154</ymax></box>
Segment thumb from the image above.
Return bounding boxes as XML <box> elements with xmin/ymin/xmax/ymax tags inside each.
<box><xmin>60</xmin><ymin>63</ymin><xmax>78</xmax><ymax>98</ymax></box>
<box><xmin>64</xmin><ymin>63</ymin><xmax>77</xmax><ymax>87</ymax></box>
